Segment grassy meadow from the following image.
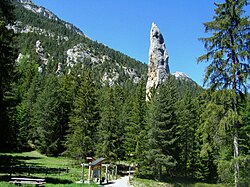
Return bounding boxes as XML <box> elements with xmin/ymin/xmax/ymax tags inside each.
<box><xmin>130</xmin><ymin>177</ymin><xmax>229</xmax><ymax>187</ymax></box>
<box><xmin>0</xmin><ymin>151</ymin><xmax>99</xmax><ymax>186</ymax></box>
<box><xmin>0</xmin><ymin>151</ymin><xmax>232</xmax><ymax>187</ymax></box>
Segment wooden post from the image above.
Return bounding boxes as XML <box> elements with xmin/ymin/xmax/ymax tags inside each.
<box><xmin>28</xmin><ymin>166</ymin><xmax>31</xmax><ymax>176</ymax></box>
<box><xmin>10</xmin><ymin>166</ymin><xmax>12</xmax><ymax>177</ymax></box>
<box><xmin>81</xmin><ymin>163</ymin><xmax>84</xmax><ymax>182</ymax></box>
<box><xmin>88</xmin><ymin>163</ymin><xmax>91</xmax><ymax>183</ymax></box>
<box><xmin>129</xmin><ymin>166</ymin><xmax>131</xmax><ymax>180</ymax></box>
<box><xmin>112</xmin><ymin>169</ymin><xmax>114</xmax><ymax>180</ymax></box>
<box><xmin>105</xmin><ymin>164</ymin><xmax>108</xmax><ymax>184</ymax></box>
<box><xmin>115</xmin><ymin>165</ymin><xmax>118</xmax><ymax>180</ymax></box>
<box><xmin>99</xmin><ymin>163</ymin><xmax>102</xmax><ymax>185</ymax></box>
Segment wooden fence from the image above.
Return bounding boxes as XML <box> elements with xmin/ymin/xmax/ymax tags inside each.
<box><xmin>0</xmin><ymin>165</ymin><xmax>69</xmax><ymax>176</ymax></box>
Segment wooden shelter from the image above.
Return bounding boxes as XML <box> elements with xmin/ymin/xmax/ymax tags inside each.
<box><xmin>81</xmin><ymin>157</ymin><xmax>112</xmax><ymax>185</ymax></box>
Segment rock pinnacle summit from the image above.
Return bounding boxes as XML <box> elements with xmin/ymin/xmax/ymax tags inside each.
<box><xmin>146</xmin><ymin>22</ymin><xmax>170</xmax><ymax>101</ymax></box>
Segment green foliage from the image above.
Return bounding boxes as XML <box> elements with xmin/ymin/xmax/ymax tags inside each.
<box><xmin>124</xmin><ymin>80</ymin><xmax>147</xmax><ymax>162</ymax></box>
<box><xmin>198</xmin><ymin>1</ymin><xmax>249</xmax><ymax>186</ymax></box>
<box><xmin>0</xmin><ymin>0</ymin><xmax>18</xmax><ymax>151</ymax></box>
<box><xmin>198</xmin><ymin>0</ymin><xmax>249</xmax><ymax>92</ymax></box>
<box><xmin>1</xmin><ymin>1</ymin><xmax>248</xmax><ymax>186</ymax></box>
<box><xmin>0</xmin><ymin>0</ymin><xmax>15</xmax><ymax>24</ymax></box>
<box><xmin>64</xmin><ymin>70</ymin><xmax>99</xmax><ymax>160</ymax></box>
<box><xmin>145</xmin><ymin>76</ymin><xmax>178</xmax><ymax>179</ymax></box>
<box><xmin>238</xmin><ymin>95</ymin><xmax>250</xmax><ymax>186</ymax></box>
<box><xmin>96</xmin><ymin>84</ymin><xmax>124</xmax><ymax>162</ymax></box>
<box><xmin>176</xmin><ymin>92</ymin><xmax>199</xmax><ymax>178</ymax></box>
<box><xmin>30</xmin><ymin>74</ymin><xmax>64</xmax><ymax>156</ymax></box>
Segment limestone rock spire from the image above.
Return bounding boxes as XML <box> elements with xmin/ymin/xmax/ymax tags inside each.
<box><xmin>146</xmin><ymin>22</ymin><xmax>170</xmax><ymax>100</ymax></box>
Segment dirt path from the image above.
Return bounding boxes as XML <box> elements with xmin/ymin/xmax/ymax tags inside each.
<box><xmin>103</xmin><ymin>176</ymin><xmax>132</xmax><ymax>187</ymax></box>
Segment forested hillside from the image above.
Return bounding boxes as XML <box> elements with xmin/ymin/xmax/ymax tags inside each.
<box><xmin>11</xmin><ymin>1</ymin><xmax>147</xmax><ymax>84</ymax></box>
<box><xmin>0</xmin><ymin>0</ymin><xmax>249</xmax><ymax>186</ymax></box>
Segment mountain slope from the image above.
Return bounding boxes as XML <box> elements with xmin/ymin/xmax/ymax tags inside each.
<box><xmin>12</xmin><ymin>0</ymin><xmax>200</xmax><ymax>89</ymax></box>
<box><xmin>12</xmin><ymin>0</ymin><xmax>147</xmax><ymax>84</ymax></box>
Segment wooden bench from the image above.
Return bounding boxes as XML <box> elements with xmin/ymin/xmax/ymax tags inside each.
<box><xmin>9</xmin><ymin>177</ymin><xmax>46</xmax><ymax>186</ymax></box>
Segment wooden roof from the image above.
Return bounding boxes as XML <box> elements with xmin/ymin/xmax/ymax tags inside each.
<box><xmin>91</xmin><ymin>158</ymin><xmax>106</xmax><ymax>166</ymax></box>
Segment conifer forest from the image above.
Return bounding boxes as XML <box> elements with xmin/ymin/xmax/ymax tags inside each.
<box><xmin>0</xmin><ymin>0</ymin><xmax>249</xmax><ymax>186</ymax></box>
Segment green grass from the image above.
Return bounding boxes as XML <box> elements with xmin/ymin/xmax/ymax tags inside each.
<box><xmin>0</xmin><ymin>151</ymin><xmax>231</xmax><ymax>187</ymax></box>
<box><xmin>0</xmin><ymin>151</ymin><xmax>99</xmax><ymax>186</ymax></box>
<box><xmin>130</xmin><ymin>177</ymin><xmax>174</xmax><ymax>187</ymax></box>
<box><xmin>3</xmin><ymin>151</ymin><xmax>73</xmax><ymax>168</ymax></box>
<box><xmin>130</xmin><ymin>177</ymin><xmax>230</xmax><ymax>187</ymax></box>
<box><xmin>0</xmin><ymin>181</ymin><xmax>98</xmax><ymax>186</ymax></box>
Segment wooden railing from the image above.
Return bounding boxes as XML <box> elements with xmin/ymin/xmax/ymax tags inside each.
<box><xmin>0</xmin><ymin>165</ymin><xmax>69</xmax><ymax>176</ymax></box>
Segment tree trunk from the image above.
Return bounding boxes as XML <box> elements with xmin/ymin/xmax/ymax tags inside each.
<box><xmin>233</xmin><ymin>125</ymin><xmax>239</xmax><ymax>187</ymax></box>
<box><xmin>232</xmin><ymin>93</ymin><xmax>239</xmax><ymax>187</ymax></box>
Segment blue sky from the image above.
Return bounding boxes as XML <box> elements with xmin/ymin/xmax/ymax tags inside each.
<box><xmin>32</xmin><ymin>0</ymin><xmax>228</xmax><ymax>86</ymax></box>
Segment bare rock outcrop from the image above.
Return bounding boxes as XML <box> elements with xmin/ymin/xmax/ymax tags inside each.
<box><xmin>146</xmin><ymin>23</ymin><xmax>170</xmax><ymax>100</ymax></box>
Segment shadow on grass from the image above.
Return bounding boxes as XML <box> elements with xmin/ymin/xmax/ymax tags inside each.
<box><xmin>0</xmin><ymin>154</ymin><xmax>69</xmax><ymax>176</ymax></box>
<box><xmin>166</xmin><ymin>177</ymin><xmax>196</xmax><ymax>187</ymax></box>
<box><xmin>0</xmin><ymin>154</ymin><xmax>40</xmax><ymax>166</ymax></box>
<box><xmin>0</xmin><ymin>175</ymin><xmax>11</xmax><ymax>182</ymax></box>
<box><xmin>45</xmin><ymin>177</ymin><xmax>72</xmax><ymax>184</ymax></box>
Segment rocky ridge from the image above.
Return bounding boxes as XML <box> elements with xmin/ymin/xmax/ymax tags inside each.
<box><xmin>173</xmin><ymin>71</ymin><xmax>191</xmax><ymax>80</ymax></box>
<box><xmin>15</xmin><ymin>0</ymin><xmax>84</xmax><ymax>36</ymax></box>
<box><xmin>12</xmin><ymin>1</ymin><xmax>145</xmax><ymax>85</ymax></box>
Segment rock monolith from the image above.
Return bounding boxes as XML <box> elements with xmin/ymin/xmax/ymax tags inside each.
<box><xmin>146</xmin><ymin>22</ymin><xmax>170</xmax><ymax>101</ymax></box>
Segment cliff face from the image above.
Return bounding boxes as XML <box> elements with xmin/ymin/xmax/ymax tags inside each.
<box><xmin>146</xmin><ymin>23</ymin><xmax>170</xmax><ymax>100</ymax></box>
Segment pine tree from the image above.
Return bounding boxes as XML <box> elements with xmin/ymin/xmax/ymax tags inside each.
<box><xmin>96</xmin><ymin>84</ymin><xmax>121</xmax><ymax>162</ymax></box>
<box><xmin>64</xmin><ymin>70</ymin><xmax>99</xmax><ymax>160</ymax></box>
<box><xmin>239</xmin><ymin>94</ymin><xmax>250</xmax><ymax>185</ymax></box>
<box><xmin>198</xmin><ymin>1</ymin><xmax>250</xmax><ymax>186</ymax></box>
<box><xmin>176</xmin><ymin>93</ymin><xmax>199</xmax><ymax>178</ymax></box>
<box><xmin>125</xmin><ymin>80</ymin><xmax>147</xmax><ymax>162</ymax></box>
<box><xmin>146</xmin><ymin>76</ymin><xmax>178</xmax><ymax>180</ymax></box>
<box><xmin>198</xmin><ymin>90</ymin><xmax>234</xmax><ymax>183</ymax></box>
<box><xmin>0</xmin><ymin>0</ymin><xmax>17</xmax><ymax>150</ymax></box>
<box><xmin>31</xmin><ymin>73</ymin><xmax>63</xmax><ymax>156</ymax></box>
<box><xmin>13</xmin><ymin>56</ymin><xmax>39</xmax><ymax>150</ymax></box>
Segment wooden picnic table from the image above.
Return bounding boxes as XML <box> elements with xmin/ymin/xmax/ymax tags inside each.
<box><xmin>9</xmin><ymin>177</ymin><xmax>46</xmax><ymax>186</ymax></box>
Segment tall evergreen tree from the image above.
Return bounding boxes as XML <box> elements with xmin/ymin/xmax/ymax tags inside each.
<box><xmin>198</xmin><ymin>90</ymin><xmax>234</xmax><ymax>183</ymax></box>
<box><xmin>96</xmin><ymin>84</ymin><xmax>121</xmax><ymax>162</ymax></box>
<box><xmin>30</xmin><ymin>74</ymin><xmax>63</xmax><ymax>156</ymax></box>
<box><xmin>125</xmin><ymin>80</ymin><xmax>147</xmax><ymax>162</ymax></box>
<box><xmin>64</xmin><ymin>70</ymin><xmax>99</xmax><ymax>160</ymax></box>
<box><xmin>0</xmin><ymin>0</ymin><xmax>17</xmax><ymax>151</ymax></box>
<box><xmin>12</xmin><ymin>56</ymin><xmax>39</xmax><ymax>150</ymax></box>
<box><xmin>198</xmin><ymin>0</ymin><xmax>249</xmax><ymax>186</ymax></box>
<box><xmin>239</xmin><ymin>94</ymin><xmax>250</xmax><ymax>185</ymax></box>
<box><xmin>146</xmin><ymin>76</ymin><xmax>178</xmax><ymax>180</ymax></box>
<box><xmin>176</xmin><ymin>93</ymin><xmax>199</xmax><ymax>178</ymax></box>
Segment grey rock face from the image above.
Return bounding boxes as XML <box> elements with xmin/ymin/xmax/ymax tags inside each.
<box><xmin>146</xmin><ymin>22</ymin><xmax>170</xmax><ymax>100</ymax></box>
<box><xmin>16</xmin><ymin>0</ymin><xmax>33</xmax><ymax>3</ymax></box>
<box><xmin>16</xmin><ymin>0</ymin><xmax>84</xmax><ymax>36</ymax></box>
<box><xmin>173</xmin><ymin>72</ymin><xmax>190</xmax><ymax>80</ymax></box>
<box><xmin>36</xmin><ymin>40</ymin><xmax>49</xmax><ymax>69</ymax></box>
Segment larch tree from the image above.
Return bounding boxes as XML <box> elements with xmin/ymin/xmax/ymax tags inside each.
<box><xmin>198</xmin><ymin>0</ymin><xmax>250</xmax><ymax>186</ymax></box>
